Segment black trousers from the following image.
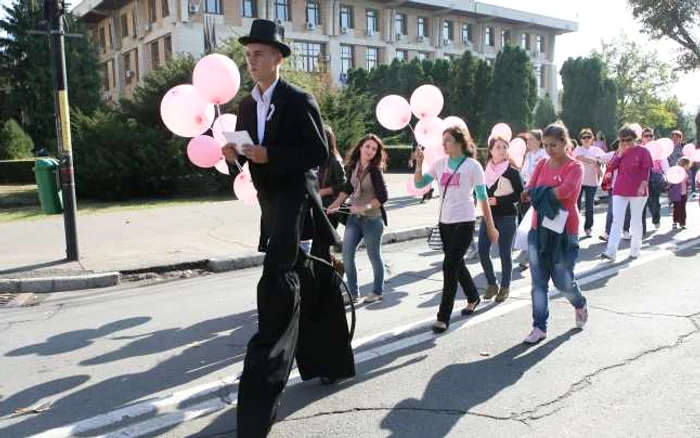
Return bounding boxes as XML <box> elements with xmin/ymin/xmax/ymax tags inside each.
<box><xmin>237</xmin><ymin>187</ymin><xmax>354</xmax><ymax>437</ymax></box>
<box><xmin>437</xmin><ymin>221</ymin><xmax>479</xmax><ymax>325</ymax></box>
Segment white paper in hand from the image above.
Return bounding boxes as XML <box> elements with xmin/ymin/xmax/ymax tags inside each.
<box><xmin>223</xmin><ymin>131</ymin><xmax>254</xmax><ymax>154</ymax></box>
<box><xmin>541</xmin><ymin>209</ymin><xmax>569</xmax><ymax>234</ymax></box>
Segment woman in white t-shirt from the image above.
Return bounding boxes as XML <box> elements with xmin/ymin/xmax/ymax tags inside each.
<box><xmin>414</xmin><ymin>125</ymin><xmax>499</xmax><ymax>334</ymax></box>
<box><xmin>573</xmin><ymin>127</ymin><xmax>602</xmax><ymax>237</ymax></box>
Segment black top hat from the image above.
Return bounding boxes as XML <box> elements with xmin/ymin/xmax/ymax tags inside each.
<box><xmin>238</xmin><ymin>19</ymin><xmax>291</xmax><ymax>58</ymax></box>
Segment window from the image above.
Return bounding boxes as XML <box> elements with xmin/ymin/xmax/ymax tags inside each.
<box><xmin>98</xmin><ymin>27</ymin><xmax>106</xmax><ymax>53</ymax></box>
<box><xmin>417</xmin><ymin>52</ymin><xmax>428</xmax><ymax>61</ymax></box>
<box><xmin>535</xmin><ymin>65</ymin><xmax>542</xmax><ymax>89</ymax></box>
<box><xmin>151</xmin><ymin>40</ymin><xmax>160</xmax><ymax>69</ymax></box>
<box><xmin>162</xmin><ymin>0</ymin><xmax>169</xmax><ymax>17</ymax></box>
<box><xmin>107</xmin><ymin>22</ymin><xmax>113</xmax><ymax>50</ymax></box>
<box><xmin>340</xmin><ymin>44</ymin><xmax>353</xmax><ymax>75</ymax></box>
<box><xmin>123</xmin><ymin>52</ymin><xmax>132</xmax><ymax>83</ymax></box>
<box><xmin>417</xmin><ymin>17</ymin><xmax>428</xmax><ymax>37</ymax></box>
<box><xmin>366</xmin><ymin>9</ymin><xmax>378</xmax><ymax>32</ymax></box>
<box><xmin>275</xmin><ymin>0</ymin><xmax>289</xmax><ymax>21</ymax></box>
<box><xmin>148</xmin><ymin>0</ymin><xmax>156</xmax><ymax>23</ymax></box>
<box><xmin>395</xmin><ymin>49</ymin><xmax>407</xmax><ymax>61</ymax></box>
<box><xmin>485</xmin><ymin>26</ymin><xmax>494</xmax><ymax>46</ymax></box>
<box><xmin>294</xmin><ymin>42</ymin><xmax>324</xmax><ymax>72</ymax></box>
<box><xmin>442</xmin><ymin>20</ymin><xmax>453</xmax><ymax>41</ymax></box>
<box><xmin>120</xmin><ymin>14</ymin><xmax>128</xmax><ymax>39</ymax></box>
<box><xmin>395</xmin><ymin>13</ymin><xmax>406</xmax><ymax>36</ymax></box>
<box><xmin>100</xmin><ymin>63</ymin><xmax>109</xmax><ymax>90</ymax></box>
<box><xmin>539</xmin><ymin>65</ymin><xmax>546</xmax><ymax>89</ymax></box>
<box><xmin>501</xmin><ymin>29</ymin><xmax>511</xmax><ymax>47</ymax></box>
<box><xmin>164</xmin><ymin>35</ymin><xmax>172</xmax><ymax>61</ymax></box>
<box><xmin>131</xmin><ymin>12</ymin><xmax>137</xmax><ymax>37</ymax></box>
<box><xmin>306</xmin><ymin>1</ymin><xmax>320</xmax><ymax>25</ymax></box>
<box><xmin>240</xmin><ymin>0</ymin><xmax>256</xmax><ymax>17</ymax></box>
<box><xmin>461</xmin><ymin>23</ymin><xmax>471</xmax><ymax>43</ymax></box>
<box><xmin>521</xmin><ymin>33</ymin><xmax>530</xmax><ymax>50</ymax></box>
<box><xmin>339</xmin><ymin>5</ymin><xmax>353</xmax><ymax>29</ymax></box>
<box><xmin>366</xmin><ymin>47</ymin><xmax>378</xmax><ymax>70</ymax></box>
<box><xmin>536</xmin><ymin>35</ymin><xmax>544</xmax><ymax>52</ymax></box>
<box><xmin>205</xmin><ymin>0</ymin><xmax>223</xmax><ymax>14</ymax></box>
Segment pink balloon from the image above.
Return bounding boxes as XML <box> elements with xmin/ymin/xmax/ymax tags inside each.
<box><xmin>509</xmin><ymin>137</ymin><xmax>526</xmax><ymax>168</ymax></box>
<box><xmin>666</xmin><ymin>166</ymin><xmax>687</xmax><ymax>185</ymax></box>
<box><xmin>406</xmin><ymin>175</ymin><xmax>431</xmax><ymax>198</ymax></box>
<box><xmin>443</xmin><ymin>116</ymin><xmax>468</xmax><ymax>131</ymax></box>
<box><xmin>212</xmin><ymin>114</ymin><xmax>238</xmax><ymax>145</ymax></box>
<box><xmin>193</xmin><ymin>54</ymin><xmax>241</xmax><ymax>105</ymax></box>
<box><xmin>233</xmin><ymin>164</ymin><xmax>258</xmax><ymax>205</ymax></box>
<box><xmin>376</xmin><ymin>95</ymin><xmax>412</xmax><ymax>130</ymax></box>
<box><xmin>423</xmin><ymin>144</ymin><xmax>447</xmax><ymax>166</ymax></box>
<box><xmin>415</xmin><ymin>117</ymin><xmax>445</xmax><ymax>148</ymax></box>
<box><xmin>644</xmin><ymin>141</ymin><xmax>662</xmax><ymax>161</ymax></box>
<box><xmin>160</xmin><ymin>84</ymin><xmax>215</xmax><ymax>137</ymax></box>
<box><xmin>491</xmin><ymin>123</ymin><xmax>512</xmax><ymax>142</ymax></box>
<box><xmin>692</xmin><ymin>149</ymin><xmax>700</xmax><ymax>163</ymax></box>
<box><xmin>214</xmin><ymin>158</ymin><xmax>230</xmax><ymax>175</ymax></box>
<box><xmin>656</xmin><ymin>138</ymin><xmax>674</xmax><ymax>160</ymax></box>
<box><xmin>410</xmin><ymin>85</ymin><xmax>444</xmax><ymax>119</ymax></box>
<box><xmin>629</xmin><ymin>123</ymin><xmax>643</xmax><ymax>139</ymax></box>
<box><xmin>187</xmin><ymin>135</ymin><xmax>221</xmax><ymax>168</ymax></box>
<box><xmin>682</xmin><ymin>143</ymin><xmax>696</xmax><ymax>158</ymax></box>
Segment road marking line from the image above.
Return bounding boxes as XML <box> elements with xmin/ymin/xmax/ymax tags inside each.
<box><xmin>34</xmin><ymin>234</ymin><xmax>700</xmax><ymax>437</ymax></box>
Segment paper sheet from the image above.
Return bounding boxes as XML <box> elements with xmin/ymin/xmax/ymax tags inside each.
<box><xmin>222</xmin><ymin>131</ymin><xmax>254</xmax><ymax>154</ymax></box>
<box><xmin>541</xmin><ymin>209</ymin><xmax>569</xmax><ymax>234</ymax></box>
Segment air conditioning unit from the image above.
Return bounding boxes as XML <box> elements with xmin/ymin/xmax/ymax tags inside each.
<box><xmin>125</xmin><ymin>70</ymin><xmax>135</xmax><ymax>79</ymax></box>
<box><xmin>366</xmin><ymin>28</ymin><xmax>374</xmax><ymax>36</ymax></box>
<box><xmin>305</xmin><ymin>22</ymin><xmax>315</xmax><ymax>30</ymax></box>
<box><xmin>188</xmin><ymin>4</ymin><xmax>199</xmax><ymax>13</ymax></box>
<box><xmin>396</xmin><ymin>33</ymin><xmax>403</xmax><ymax>41</ymax></box>
<box><xmin>340</xmin><ymin>26</ymin><xmax>348</xmax><ymax>34</ymax></box>
<box><xmin>443</xmin><ymin>38</ymin><xmax>451</xmax><ymax>46</ymax></box>
<box><xmin>417</xmin><ymin>35</ymin><xmax>425</xmax><ymax>42</ymax></box>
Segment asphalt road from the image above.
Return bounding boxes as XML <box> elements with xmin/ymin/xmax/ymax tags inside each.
<box><xmin>1</xmin><ymin>208</ymin><xmax>699</xmax><ymax>437</ymax></box>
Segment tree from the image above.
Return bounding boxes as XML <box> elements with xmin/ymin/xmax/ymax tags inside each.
<box><xmin>484</xmin><ymin>45</ymin><xmax>537</xmax><ymax>137</ymax></box>
<box><xmin>601</xmin><ymin>34</ymin><xmax>677</xmax><ymax>127</ymax></box>
<box><xmin>628</xmin><ymin>0</ymin><xmax>700</xmax><ymax>71</ymax></box>
<box><xmin>0</xmin><ymin>0</ymin><xmax>100</xmax><ymax>153</ymax></box>
<box><xmin>696</xmin><ymin>111</ymin><xmax>700</xmax><ymax>140</ymax></box>
<box><xmin>534</xmin><ymin>94</ymin><xmax>557</xmax><ymax>128</ymax></box>
<box><xmin>471</xmin><ymin>59</ymin><xmax>493</xmax><ymax>142</ymax></box>
<box><xmin>0</xmin><ymin>118</ymin><xmax>33</xmax><ymax>159</ymax></box>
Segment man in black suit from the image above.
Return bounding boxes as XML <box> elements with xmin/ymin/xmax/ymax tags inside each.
<box><xmin>223</xmin><ymin>19</ymin><xmax>354</xmax><ymax>437</ymax></box>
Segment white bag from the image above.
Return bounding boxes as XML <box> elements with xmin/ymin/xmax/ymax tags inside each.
<box><xmin>514</xmin><ymin>207</ymin><xmax>534</xmax><ymax>251</ymax></box>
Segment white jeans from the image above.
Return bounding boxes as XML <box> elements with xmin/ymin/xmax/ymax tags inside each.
<box><xmin>606</xmin><ymin>195</ymin><xmax>648</xmax><ymax>257</ymax></box>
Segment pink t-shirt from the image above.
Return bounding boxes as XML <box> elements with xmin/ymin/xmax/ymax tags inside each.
<box><xmin>608</xmin><ymin>146</ymin><xmax>653</xmax><ymax>197</ymax></box>
<box><xmin>573</xmin><ymin>146</ymin><xmax>601</xmax><ymax>187</ymax></box>
<box><xmin>527</xmin><ymin>158</ymin><xmax>584</xmax><ymax>235</ymax></box>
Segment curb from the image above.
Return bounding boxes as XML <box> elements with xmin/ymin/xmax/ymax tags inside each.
<box><xmin>0</xmin><ymin>226</ymin><xmax>434</xmax><ymax>294</ymax></box>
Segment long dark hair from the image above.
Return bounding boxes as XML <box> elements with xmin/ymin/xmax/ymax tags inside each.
<box><xmin>346</xmin><ymin>134</ymin><xmax>388</xmax><ymax>171</ymax></box>
<box><xmin>543</xmin><ymin>121</ymin><xmax>573</xmax><ymax>149</ymax></box>
<box><xmin>443</xmin><ymin>125</ymin><xmax>475</xmax><ymax>157</ymax></box>
<box><xmin>324</xmin><ymin>125</ymin><xmax>340</xmax><ymax>158</ymax></box>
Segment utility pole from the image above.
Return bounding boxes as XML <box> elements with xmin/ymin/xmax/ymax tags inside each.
<box><xmin>44</xmin><ymin>0</ymin><xmax>79</xmax><ymax>261</ymax></box>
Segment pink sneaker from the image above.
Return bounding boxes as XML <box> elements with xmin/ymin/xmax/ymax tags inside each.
<box><xmin>523</xmin><ymin>328</ymin><xmax>547</xmax><ymax>344</ymax></box>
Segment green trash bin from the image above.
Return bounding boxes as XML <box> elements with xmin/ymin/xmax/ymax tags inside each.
<box><xmin>34</xmin><ymin>158</ymin><xmax>63</xmax><ymax>214</ymax></box>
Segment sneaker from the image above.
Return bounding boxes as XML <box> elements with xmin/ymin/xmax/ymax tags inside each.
<box><xmin>343</xmin><ymin>295</ymin><xmax>359</xmax><ymax>306</ymax></box>
<box><xmin>598</xmin><ymin>234</ymin><xmax>608</xmax><ymax>242</ymax></box>
<box><xmin>600</xmin><ymin>252</ymin><xmax>616</xmax><ymax>262</ymax></box>
<box><xmin>523</xmin><ymin>328</ymin><xmax>547</xmax><ymax>344</ymax></box>
<box><xmin>654</xmin><ymin>223</ymin><xmax>660</xmax><ymax>230</ymax></box>
<box><xmin>680</xmin><ymin>224</ymin><xmax>687</xmax><ymax>229</ymax></box>
<box><xmin>495</xmin><ymin>286</ymin><xmax>510</xmax><ymax>303</ymax></box>
<box><xmin>363</xmin><ymin>293</ymin><xmax>383</xmax><ymax>304</ymax></box>
<box><xmin>584</xmin><ymin>229</ymin><xmax>592</xmax><ymax>237</ymax></box>
<box><xmin>629</xmin><ymin>253</ymin><xmax>640</xmax><ymax>260</ymax></box>
<box><xmin>432</xmin><ymin>321</ymin><xmax>448</xmax><ymax>334</ymax></box>
<box><xmin>622</xmin><ymin>231</ymin><xmax>631</xmax><ymax>240</ymax></box>
<box><xmin>672</xmin><ymin>223</ymin><xmax>678</xmax><ymax>230</ymax></box>
<box><xmin>466</xmin><ymin>245</ymin><xmax>478</xmax><ymax>260</ymax></box>
<box><xmin>518</xmin><ymin>261</ymin><xmax>529</xmax><ymax>270</ymax></box>
<box><xmin>575</xmin><ymin>305</ymin><xmax>588</xmax><ymax>329</ymax></box>
<box><xmin>482</xmin><ymin>284</ymin><xmax>499</xmax><ymax>300</ymax></box>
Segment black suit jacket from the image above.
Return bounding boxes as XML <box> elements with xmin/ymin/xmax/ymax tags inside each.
<box><xmin>234</xmin><ymin>79</ymin><xmax>340</xmax><ymax>244</ymax></box>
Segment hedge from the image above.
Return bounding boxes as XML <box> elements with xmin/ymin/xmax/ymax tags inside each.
<box><xmin>0</xmin><ymin>159</ymin><xmax>37</xmax><ymax>184</ymax></box>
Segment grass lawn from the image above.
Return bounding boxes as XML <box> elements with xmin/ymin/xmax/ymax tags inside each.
<box><xmin>0</xmin><ymin>185</ymin><xmax>234</xmax><ymax>223</ymax></box>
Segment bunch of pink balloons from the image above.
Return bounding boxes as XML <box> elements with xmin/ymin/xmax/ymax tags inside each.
<box><xmin>160</xmin><ymin>53</ymin><xmax>242</xmax><ymax>171</ymax></box>
<box><xmin>489</xmin><ymin>123</ymin><xmax>513</xmax><ymax>143</ymax></box>
<box><xmin>681</xmin><ymin>143</ymin><xmax>700</xmax><ymax>162</ymax></box>
<box><xmin>508</xmin><ymin>137</ymin><xmax>526</xmax><ymax>168</ymax></box>
<box><xmin>666</xmin><ymin>166</ymin><xmax>687</xmax><ymax>185</ymax></box>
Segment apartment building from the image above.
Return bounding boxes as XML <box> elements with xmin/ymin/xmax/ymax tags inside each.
<box><xmin>73</xmin><ymin>0</ymin><xmax>577</xmax><ymax>105</ymax></box>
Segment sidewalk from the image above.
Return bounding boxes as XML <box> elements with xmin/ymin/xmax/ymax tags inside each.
<box><xmin>1</xmin><ymin>173</ymin><xmax>445</xmax><ymax>292</ymax></box>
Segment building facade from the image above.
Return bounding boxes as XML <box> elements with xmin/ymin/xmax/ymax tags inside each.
<box><xmin>73</xmin><ymin>0</ymin><xmax>577</xmax><ymax>105</ymax></box>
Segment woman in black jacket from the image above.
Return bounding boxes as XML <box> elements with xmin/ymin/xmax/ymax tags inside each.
<box><xmin>478</xmin><ymin>135</ymin><xmax>524</xmax><ymax>303</ymax></box>
<box><xmin>318</xmin><ymin>126</ymin><xmax>347</xmax><ymax>225</ymax></box>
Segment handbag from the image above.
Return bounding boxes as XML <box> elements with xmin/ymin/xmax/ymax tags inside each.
<box><xmin>427</xmin><ymin>157</ymin><xmax>467</xmax><ymax>251</ymax></box>
<box><xmin>649</xmin><ymin>171</ymin><xmax>666</xmax><ymax>192</ymax></box>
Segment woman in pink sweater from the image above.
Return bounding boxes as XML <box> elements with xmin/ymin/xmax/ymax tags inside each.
<box><xmin>601</xmin><ymin>126</ymin><xmax>653</xmax><ymax>261</ymax></box>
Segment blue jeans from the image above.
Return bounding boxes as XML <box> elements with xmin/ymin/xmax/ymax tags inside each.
<box><xmin>527</xmin><ymin>230</ymin><xmax>586</xmax><ymax>332</ymax></box>
<box><xmin>478</xmin><ymin>215</ymin><xmax>517</xmax><ymax>287</ymax></box>
<box><xmin>342</xmin><ymin>215</ymin><xmax>384</xmax><ymax>297</ymax></box>
<box><xmin>578</xmin><ymin>186</ymin><xmax>597</xmax><ymax>231</ymax></box>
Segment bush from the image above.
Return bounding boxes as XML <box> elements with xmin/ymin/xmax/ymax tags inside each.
<box><xmin>0</xmin><ymin>119</ymin><xmax>34</xmax><ymax>160</ymax></box>
<box><xmin>0</xmin><ymin>159</ymin><xmax>36</xmax><ymax>183</ymax></box>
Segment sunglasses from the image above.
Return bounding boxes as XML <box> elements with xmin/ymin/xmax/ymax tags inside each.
<box><xmin>672</xmin><ymin>134</ymin><xmax>681</xmax><ymax>137</ymax></box>
<box><xmin>581</xmin><ymin>135</ymin><xmax>592</xmax><ymax>140</ymax></box>
<box><xmin>620</xmin><ymin>137</ymin><xmax>635</xmax><ymax>143</ymax></box>
<box><xmin>643</xmin><ymin>134</ymin><xmax>653</xmax><ymax>138</ymax></box>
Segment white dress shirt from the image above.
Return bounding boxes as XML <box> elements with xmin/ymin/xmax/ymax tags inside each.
<box><xmin>250</xmin><ymin>79</ymin><xmax>278</xmax><ymax>144</ymax></box>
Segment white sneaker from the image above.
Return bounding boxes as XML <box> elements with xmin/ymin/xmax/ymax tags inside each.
<box><xmin>575</xmin><ymin>305</ymin><xmax>588</xmax><ymax>329</ymax></box>
<box><xmin>363</xmin><ymin>293</ymin><xmax>383</xmax><ymax>304</ymax></box>
<box><xmin>622</xmin><ymin>231</ymin><xmax>631</xmax><ymax>240</ymax></box>
<box><xmin>600</xmin><ymin>252</ymin><xmax>616</xmax><ymax>262</ymax></box>
<box><xmin>523</xmin><ymin>328</ymin><xmax>547</xmax><ymax>344</ymax></box>
<box><xmin>654</xmin><ymin>223</ymin><xmax>660</xmax><ymax>230</ymax></box>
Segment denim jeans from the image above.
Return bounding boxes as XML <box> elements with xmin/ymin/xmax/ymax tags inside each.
<box><xmin>647</xmin><ymin>186</ymin><xmax>662</xmax><ymax>226</ymax></box>
<box><xmin>578</xmin><ymin>186</ymin><xmax>597</xmax><ymax>231</ymax></box>
<box><xmin>342</xmin><ymin>215</ymin><xmax>384</xmax><ymax>297</ymax></box>
<box><xmin>527</xmin><ymin>230</ymin><xmax>586</xmax><ymax>332</ymax></box>
<box><xmin>437</xmin><ymin>221</ymin><xmax>479</xmax><ymax>325</ymax></box>
<box><xmin>478</xmin><ymin>215</ymin><xmax>517</xmax><ymax>287</ymax></box>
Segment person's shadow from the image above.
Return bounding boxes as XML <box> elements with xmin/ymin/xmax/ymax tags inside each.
<box><xmin>380</xmin><ymin>329</ymin><xmax>579</xmax><ymax>437</ymax></box>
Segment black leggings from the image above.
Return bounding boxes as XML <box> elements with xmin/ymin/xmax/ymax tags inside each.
<box><xmin>437</xmin><ymin>221</ymin><xmax>479</xmax><ymax>325</ymax></box>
